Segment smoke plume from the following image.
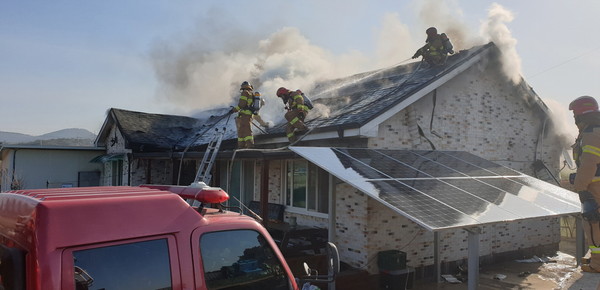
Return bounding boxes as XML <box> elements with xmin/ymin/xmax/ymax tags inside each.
<box><xmin>149</xmin><ymin>1</ymin><xmax>572</xmax><ymax>151</ymax></box>
<box><xmin>480</xmin><ymin>3</ymin><xmax>522</xmax><ymax>84</ymax></box>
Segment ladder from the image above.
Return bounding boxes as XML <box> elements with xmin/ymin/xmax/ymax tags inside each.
<box><xmin>193</xmin><ymin>127</ymin><xmax>224</xmax><ymax>185</ymax></box>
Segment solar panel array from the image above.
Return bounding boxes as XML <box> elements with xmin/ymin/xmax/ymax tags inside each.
<box><xmin>290</xmin><ymin>147</ymin><xmax>580</xmax><ymax>231</ymax></box>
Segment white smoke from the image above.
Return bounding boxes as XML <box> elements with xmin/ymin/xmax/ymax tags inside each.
<box><xmin>374</xmin><ymin>13</ymin><xmax>416</xmax><ymax>68</ymax></box>
<box><xmin>151</xmin><ymin>26</ymin><xmax>371</xmax><ymax>124</ymax></box>
<box><xmin>480</xmin><ymin>3</ymin><xmax>522</xmax><ymax>84</ymax></box>
<box><xmin>149</xmin><ymin>1</ymin><xmax>570</xmax><ymax>150</ymax></box>
<box><xmin>544</xmin><ymin>98</ymin><xmax>578</xmax><ymax>148</ymax></box>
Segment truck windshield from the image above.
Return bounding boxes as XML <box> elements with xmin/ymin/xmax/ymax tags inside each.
<box><xmin>200</xmin><ymin>230</ymin><xmax>290</xmax><ymax>290</ymax></box>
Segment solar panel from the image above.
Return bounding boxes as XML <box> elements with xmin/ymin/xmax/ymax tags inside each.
<box><xmin>290</xmin><ymin>147</ymin><xmax>581</xmax><ymax>231</ymax></box>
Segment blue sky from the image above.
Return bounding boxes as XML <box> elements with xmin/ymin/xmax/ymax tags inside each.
<box><xmin>1</xmin><ymin>0</ymin><xmax>598</xmax><ymax>136</ymax></box>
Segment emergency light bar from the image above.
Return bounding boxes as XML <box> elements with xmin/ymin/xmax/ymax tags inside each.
<box><xmin>140</xmin><ymin>182</ymin><xmax>229</xmax><ymax>204</ymax></box>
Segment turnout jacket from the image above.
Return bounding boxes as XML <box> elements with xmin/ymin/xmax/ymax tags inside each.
<box><xmin>573</xmin><ymin>112</ymin><xmax>600</xmax><ymax>192</ymax></box>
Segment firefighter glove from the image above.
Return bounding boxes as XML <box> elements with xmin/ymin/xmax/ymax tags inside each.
<box><xmin>579</xmin><ymin>190</ymin><xmax>600</xmax><ymax>221</ymax></box>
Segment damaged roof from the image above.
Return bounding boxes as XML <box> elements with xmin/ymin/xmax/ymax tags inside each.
<box><xmin>96</xmin><ymin>108</ymin><xmax>236</xmax><ymax>152</ymax></box>
<box><xmin>97</xmin><ymin>42</ymin><xmax>547</xmax><ymax>152</ymax></box>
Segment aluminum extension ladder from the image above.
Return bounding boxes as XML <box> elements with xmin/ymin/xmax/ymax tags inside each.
<box><xmin>193</xmin><ymin>128</ymin><xmax>224</xmax><ymax>185</ymax></box>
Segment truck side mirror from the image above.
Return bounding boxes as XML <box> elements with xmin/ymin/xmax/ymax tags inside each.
<box><xmin>300</xmin><ymin>242</ymin><xmax>340</xmax><ymax>283</ymax></box>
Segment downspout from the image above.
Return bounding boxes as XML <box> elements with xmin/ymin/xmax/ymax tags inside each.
<box><xmin>127</xmin><ymin>153</ymin><xmax>132</xmax><ymax>186</ymax></box>
<box><xmin>11</xmin><ymin>149</ymin><xmax>18</xmax><ymax>190</ymax></box>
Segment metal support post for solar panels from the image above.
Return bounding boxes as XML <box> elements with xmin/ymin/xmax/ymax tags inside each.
<box><xmin>328</xmin><ymin>174</ymin><xmax>336</xmax><ymax>290</ymax></box>
<box><xmin>576</xmin><ymin>215</ymin><xmax>585</xmax><ymax>266</ymax></box>
<box><xmin>465</xmin><ymin>227</ymin><xmax>481</xmax><ymax>290</ymax></box>
<box><xmin>434</xmin><ymin>231</ymin><xmax>440</xmax><ymax>283</ymax></box>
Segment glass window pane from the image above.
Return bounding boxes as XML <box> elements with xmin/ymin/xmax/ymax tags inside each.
<box><xmin>293</xmin><ymin>161</ymin><xmax>307</xmax><ymax>208</ymax></box>
<box><xmin>317</xmin><ymin>168</ymin><xmax>329</xmax><ymax>214</ymax></box>
<box><xmin>243</xmin><ymin>161</ymin><xmax>255</xmax><ymax>204</ymax></box>
<box><xmin>286</xmin><ymin>161</ymin><xmax>292</xmax><ymax>206</ymax></box>
<box><xmin>0</xmin><ymin>244</ymin><xmax>26</xmax><ymax>290</ymax></box>
<box><xmin>73</xmin><ymin>239</ymin><xmax>172</xmax><ymax>290</ymax></box>
<box><xmin>200</xmin><ymin>230</ymin><xmax>290</xmax><ymax>290</ymax></box>
<box><xmin>307</xmin><ymin>163</ymin><xmax>317</xmax><ymax>210</ymax></box>
<box><xmin>228</xmin><ymin>161</ymin><xmax>242</xmax><ymax>209</ymax></box>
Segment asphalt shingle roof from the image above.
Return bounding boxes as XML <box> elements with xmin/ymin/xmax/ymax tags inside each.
<box><xmin>108</xmin><ymin>43</ymin><xmax>494</xmax><ymax>151</ymax></box>
<box><xmin>303</xmin><ymin>43</ymin><xmax>492</xmax><ymax>131</ymax></box>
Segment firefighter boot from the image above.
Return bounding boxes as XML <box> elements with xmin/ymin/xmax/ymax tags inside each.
<box><xmin>581</xmin><ymin>264</ymin><xmax>600</xmax><ymax>273</ymax></box>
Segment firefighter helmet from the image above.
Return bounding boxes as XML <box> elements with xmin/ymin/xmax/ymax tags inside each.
<box><xmin>240</xmin><ymin>81</ymin><xmax>253</xmax><ymax>91</ymax></box>
<box><xmin>276</xmin><ymin>87</ymin><xmax>288</xmax><ymax>98</ymax></box>
<box><xmin>569</xmin><ymin>96</ymin><xmax>599</xmax><ymax>116</ymax></box>
<box><xmin>426</xmin><ymin>27</ymin><xmax>437</xmax><ymax>36</ymax></box>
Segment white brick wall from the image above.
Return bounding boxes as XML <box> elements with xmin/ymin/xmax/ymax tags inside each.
<box><xmin>338</xmin><ymin>63</ymin><xmax>565</xmax><ymax>273</ymax></box>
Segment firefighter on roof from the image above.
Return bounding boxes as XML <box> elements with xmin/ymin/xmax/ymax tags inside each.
<box><xmin>231</xmin><ymin>81</ymin><xmax>255</xmax><ymax>149</ymax></box>
<box><xmin>569</xmin><ymin>95</ymin><xmax>600</xmax><ymax>273</ymax></box>
<box><xmin>276</xmin><ymin>87</ymin><xmax>309</xmax><ymax>143</ymax></box>
<box><xmin>412</xmin><ymin>27</ymin><xmax>454</xmax><ymax>66</ymax></box>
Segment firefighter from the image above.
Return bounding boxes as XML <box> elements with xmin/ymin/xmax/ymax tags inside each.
<box><xmin>276</xmin><ymin>87</ymin><xmax>309</xmax><ymax>143</ymax></box>
<box><xmin>231</xmin><ymin>81</ymin><xmax>255</xmax><ymax>149</ymax></box>
<box><xmin>569</xmin><ymin>95</ymin><xmax>600</xmax><ymax>273</ymax></box>
<box><xmin>412</xmin><ymin>27</ymin><xmax>454</xmax><ymax>66</ymax></box>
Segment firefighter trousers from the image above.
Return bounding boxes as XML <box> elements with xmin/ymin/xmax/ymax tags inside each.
<box><xmin>583</xmin><ymin>181</ymin><xmax>600</xmax><ymax>271</ymax></box>
<box><xmin>284</xmin><ymin>109</ymin><xmax>307</xmax><ymax>142</ymax></box>
<box><xmin>236</xmin><ymin>114</ymin><xmax>253</xmax><ymax>149</ymax></box>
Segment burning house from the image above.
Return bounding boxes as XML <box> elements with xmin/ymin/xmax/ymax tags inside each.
<box><xmin>94</xmin><ymin>42</ymin><xmax>579</xmax><ymax>281</ymax></box>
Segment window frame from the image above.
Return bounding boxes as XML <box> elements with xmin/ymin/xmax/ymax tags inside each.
<box><xmin>218</xmin><ymin>160</ymin><xmax>256</xmax><ymax>210</ymax></box>
<box><xmin>110</xmin><ymin>159</ymin><xmax>123</xmax><ymax>186</ymax></box>
<box><xmin>61</xmin><ymin>235</ymin><xmax>180</xmax><ymax>290</ymax></box>
<box><xmin>283</xmin><ymin>159</ymin><xmax>329</xmax><ymax>217</ymax></box>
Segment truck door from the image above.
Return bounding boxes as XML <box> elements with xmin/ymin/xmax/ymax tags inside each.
<box><xmin>193</xmin><ymin>229</ymin><xmax>295</xmax><ymax>290</ymax></box>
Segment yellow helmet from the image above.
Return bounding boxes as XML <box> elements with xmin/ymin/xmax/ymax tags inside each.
<box><xmin>240</xmin><ymin>81</ymin><xmax>253</xmax><ymax>91</ymax></box>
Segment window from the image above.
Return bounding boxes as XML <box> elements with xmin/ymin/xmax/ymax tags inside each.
<box><xmin>285</xmin><ymin>160</ymin><xmax>329</xmax><ymax>213</ymax></box>
<box><xmin>200</xmin><ymin>230</ymin><xmax>290</xmax><ymax>290</ymax></box>
<box><xmin>0</xmin><ymin>244</ymin><xmax>25</xmax><ymax>290</ymax></box>
<box><xmin>110</xmin><ymin>159</ymin><xmax>123</xmax><ymax>186</ymax></box>
<box><xmin>72</xmin><ymin>239</ymin><xmax>172</xmax><ymax>290</ymax></box>
<box><xmin>218</xmin><ymin>160</ymin><xmax>255</xmax><ymax>210</ymax></box>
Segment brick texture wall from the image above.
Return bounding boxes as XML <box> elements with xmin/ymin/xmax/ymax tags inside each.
<box><xmin>334</xmin><ymin>63</ymin><xmax>565</xmax><ymax>273</ymax></box>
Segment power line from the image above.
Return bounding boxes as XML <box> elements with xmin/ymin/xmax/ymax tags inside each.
<box><xmin>529</xmin><ymin>45</ymin><xmax>600</xmax><ymax>79</ymax></box>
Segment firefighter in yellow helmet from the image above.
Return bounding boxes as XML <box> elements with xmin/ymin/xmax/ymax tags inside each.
<box><xmin>276</xmin><ymin>87</ymin><xmax>309</xmax><ymax>143</ymax></box>
<box><xmin>569</xmin><ymin>95</ymin><xmax>600</xmax><ymax>273</ymax></box>
<box><xmin>412</xmin><ymin>27</ymin><xmax>454</xmax><ymax>66</ymax></box>
<box><xmin>231</xmin><ymin>81</ymin><xmax>255</xmax><ymax>149</ymax></box>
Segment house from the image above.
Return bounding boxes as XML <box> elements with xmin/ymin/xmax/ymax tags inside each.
<box><xmin>0</xmin><ymin>145</ymin><xmax>105</xmax><ymax>191</ymax></box>
<box><xmin>94</xmin><ymin>43</ymin><xmax>580</xmax><ymax>281</ymax></box>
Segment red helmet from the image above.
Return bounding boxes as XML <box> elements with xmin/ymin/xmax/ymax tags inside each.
<box><xmin>276</xmin><ymin>87</ymin><xmax>288</xmax><ymax>98</ymax></box>
<box><xmin>569</xmin><ymin>96</ymin><xmax>598</xmax><ymax>116</ymax></box>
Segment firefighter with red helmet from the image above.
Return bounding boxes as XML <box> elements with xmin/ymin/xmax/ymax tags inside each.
<box><xmin>569</xmin><ymin>95</ymin><xmax>600</xmax><ymax>273</ymax></box>
<box><xmin>231</xmin><ymin>81</ymin><xmax>255</xmax><ymax>149</ymax></box>
<box><xmin>412</xmin><ymin>27</ymin><xmax>454</xmax><ymax>66</ymax></box>
<box><xmin>276</xmin><ymin>87</ymin><xmax>309</xmax><ymax>143</ymax></box>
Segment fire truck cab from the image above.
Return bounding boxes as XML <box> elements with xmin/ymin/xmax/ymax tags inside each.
<box><xmin>0</xmin><ymin>184</ymin><xmax>329</xmax><ymax>290</ymax></box>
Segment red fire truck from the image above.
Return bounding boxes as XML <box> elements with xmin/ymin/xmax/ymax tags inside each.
<box><xmin>0</xmin><ymin>184</ymin><xmax>337</xmax><ymax>290</ymax></box>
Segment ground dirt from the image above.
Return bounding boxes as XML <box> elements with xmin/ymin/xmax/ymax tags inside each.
<box><xmin>408</xmin><ymin>237</ymin><xmax>600</xmax><ymax>290</ymax></box>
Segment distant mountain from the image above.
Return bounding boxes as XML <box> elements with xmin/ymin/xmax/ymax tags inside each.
<box><xmin>0</xmin><ymin>128</ymin><xmax>97</xmax><ymax>146</ymax></box>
